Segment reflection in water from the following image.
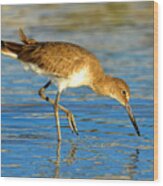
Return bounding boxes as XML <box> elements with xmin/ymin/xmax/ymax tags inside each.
<box><xmin>54</xmin><ymin>141</ymin><xmax>77</xmax><ymax>178</ymax></box>
<box><xmin>64</xmin><ymin>144</ymin><xmax>77</xmax><ymax>165</ymax></box>
<box><xmin>53</xmin><ymin>140</ymin><xmax>140</xmax><ymax>180</ymax></box>
<box><xmin>54</xmin><ymin>141</ymin><xmax>61</xmax><ymax>178</ymax></box>
<box><xmin>126</xmin><ymin>149</ymin><xmax>140</xmax><ymax>179</ymax></box>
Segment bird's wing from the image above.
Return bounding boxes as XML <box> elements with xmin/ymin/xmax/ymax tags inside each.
<box><xmin>18</xmin><ymin>42</ymin><xmax>89</xmax><ymax>78</ymax></box>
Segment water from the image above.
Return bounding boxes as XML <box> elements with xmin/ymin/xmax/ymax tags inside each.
<box><xmin>1</xmin><ymin>2</ymin><xmax>154</xmax><ymax>180</ymax></box>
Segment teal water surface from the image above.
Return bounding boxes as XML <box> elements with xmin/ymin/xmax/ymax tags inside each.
<box><xmin>1</xmin><ymin>2</ymin><xmax>154</xmax><ymax>180</ymax></box>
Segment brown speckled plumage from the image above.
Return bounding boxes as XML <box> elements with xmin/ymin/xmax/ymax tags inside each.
<box><xmin>18</xmin><ymin>42</ymin><xmax>104</xmax><ymax>81</ymax></box>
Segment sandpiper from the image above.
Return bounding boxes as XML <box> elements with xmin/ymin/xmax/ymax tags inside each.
<box><xmin>1</xmin><ymin>29</ymin><xmax>141</xmax><ymax>141</ymax></box>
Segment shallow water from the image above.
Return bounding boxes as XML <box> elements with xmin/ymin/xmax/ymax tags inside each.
<box><xmin>1</xmin><ymin>2</ymin><xmax>154</xmax><ymax>180</ymax></box>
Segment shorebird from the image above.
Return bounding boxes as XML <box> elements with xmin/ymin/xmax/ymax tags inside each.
<box><xmin>1</xmin><ymin>29</ymin><xmax>141</xmax><ymax>141</ymax></box>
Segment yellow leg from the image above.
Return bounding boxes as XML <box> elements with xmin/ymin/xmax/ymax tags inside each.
<box><xmin>58</xmin><ymin>105</ymin><xmax>78</xmax><ymax>135</ymax></box>
<box><xmin>54</xmin><ymin>92</ymin><xmax>62</xmax><ymax>141</ymax></box>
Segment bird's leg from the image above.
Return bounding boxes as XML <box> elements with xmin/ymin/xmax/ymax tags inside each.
<box><xmin>38</xmin><ymin>81</ymin><xmax>61</xmax><ymax>141</ymax></box>
<box><xmin>54</xmin><ymin>92</ymin><xmax>62</xmax><ymax>141</ymax></box>
<box><xmin>38</xmin><ymin>81</ymin><xmax>78</xmax><ymax>135</ymax></box>
<box><xmin>38</xmin><ymin>80</ymin><xmax>54</xmax><ymax>104</ymax></box>
<box><xmin>58</xmin><ymin>105</ymin><xmax>79</xmax><ymax>135</ymax></box>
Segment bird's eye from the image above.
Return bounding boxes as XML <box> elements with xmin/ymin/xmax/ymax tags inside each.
<box><xmin>122</xmin><ymin>90</ymin><xmax>126</xmax><ymax>95</ymax></box>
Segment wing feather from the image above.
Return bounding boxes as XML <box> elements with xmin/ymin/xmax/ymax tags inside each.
<box><xmin>18</xmin><ymin>42</ymin><xmax>95</xmax><ymax>78</ymax></box>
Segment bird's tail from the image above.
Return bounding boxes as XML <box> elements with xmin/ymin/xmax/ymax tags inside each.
<box><xmin>1</xmin><ymin>28</ymin><xmax>37</xmax><ymax>59</ymax></box>
<box><xmin>1</xmin><ymin>40</ymin><xmax>23</xmax><ymax>59</ymax></box>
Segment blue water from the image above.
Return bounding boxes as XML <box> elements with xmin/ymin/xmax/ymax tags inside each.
<box><xmin>1</xmin><ymin>2</ymin><xmax>154</xmax><ymax>180</ymax></box>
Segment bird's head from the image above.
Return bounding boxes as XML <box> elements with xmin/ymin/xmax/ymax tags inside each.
<box><xmin>102</xmin><ymin>76</ymin><xmax>141</xmax><ymax>136</ymax></box>
<box><xmin>109</xmin><ymin>78</ymin><xmax>130</xmax><ymax>106</ymax></box>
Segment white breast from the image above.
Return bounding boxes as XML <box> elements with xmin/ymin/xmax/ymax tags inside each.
<box><xmin>57</xmin><ymin>67</ymin><xmax>90</xmax><ymax>92</ymax></box>
<box><xmin>69</xmin><ymin>68</ymin><xmax>90</xmax><ymax>87</ymax></box>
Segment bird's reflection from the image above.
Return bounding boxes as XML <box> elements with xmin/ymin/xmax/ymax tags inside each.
<box><xmin>64</xmin><ymin>144</ymin><xmax>77</xmax><ymax>165</ymax></box>
<box><xmin>54</xmin><ymin>141</ymin><xmax>61</xmax><ymax>178</ymax></box>
<box><xmin>126</xmin><ymin>148</ymin><xmax>140</xmax><ymax>179</ymax></box>
<box><xmin>54</xmin><ymin>141</ymin><xmax>77</xmax><ymax>178</ymax></box>
<box><xmin>53</xmin><ymin>141</ymin><xmax>140</xmax><ymax>179</ymax></box>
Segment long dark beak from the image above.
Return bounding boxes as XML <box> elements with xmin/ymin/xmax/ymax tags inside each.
<box><xmin>125</xmin><ymin>103</ymin><xmax>141</xmax><ymax>136</ymax></box>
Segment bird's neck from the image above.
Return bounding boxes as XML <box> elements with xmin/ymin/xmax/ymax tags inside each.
<box><xmin>91</xmin><ymin>74</ymin><xmax>113</xmax><ymax>96</ymax></box>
